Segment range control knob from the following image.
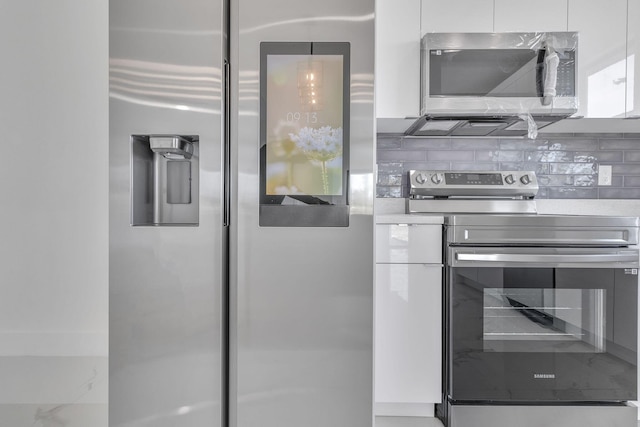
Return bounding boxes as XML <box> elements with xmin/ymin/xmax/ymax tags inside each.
<box><xmin>504</xmin><ymin>174</ymin><xmax>515</xmax><ymax>185</ymax></box>
<box><xmin>414</xmin><ymin>173</ymin><xmax>427</xmax><ymax>184</ymax></box>
<box><xmin>520</xmin><ymin>174</ymin><xmax>531</xmax><ymax>185</ymax></box>
<box><xmin>431</xmin><ymin>173</ymin><xmax>443</xmax><ymax>185</ymax></box>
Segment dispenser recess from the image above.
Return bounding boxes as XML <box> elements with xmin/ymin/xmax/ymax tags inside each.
<box><xmin>131</xmin><ymin>135</ymin><xmax>199</xmax><ymax>226</ymax></box>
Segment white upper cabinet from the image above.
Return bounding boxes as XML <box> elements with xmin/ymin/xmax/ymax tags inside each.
<box><xmin>494</xmin><ymin>0</ymin><xmax>568</xmax><ymax>32</ymax></box>
<box><xmin>568</xmin><ymin>0</ymin><xmax>628</xmax><ymax>118</ymax></box>
<box><xmin>629</xmin><ymin>0</ymin><xmax>640</xmax><ymax>118</ymax></box>
<box><xmin>375</xmin><ymin>0</ymin><xmax>421</xmax><ymax>119</ymax></box>
<box><xmin>420</xmin><ymin>0</ymin><xmax>493</xmax><ymax>34</ymax></box>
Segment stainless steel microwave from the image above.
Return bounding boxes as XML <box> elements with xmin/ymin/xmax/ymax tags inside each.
<box><xmin>420</xmin><ymin>32</ymin><xmax>578</xmax><ymax>117</ymax></box>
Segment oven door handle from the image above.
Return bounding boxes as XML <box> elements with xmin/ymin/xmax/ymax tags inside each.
<box><xmin>452</xmin><ymin>249</ymin><xmax>639</xmax><ymax>268</ymax></box>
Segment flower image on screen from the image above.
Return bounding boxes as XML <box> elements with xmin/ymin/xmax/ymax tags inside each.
<box><xmin>265</xmin><ymin>54</ymin><xmax>344</xmax><ymax>196</ymax></box>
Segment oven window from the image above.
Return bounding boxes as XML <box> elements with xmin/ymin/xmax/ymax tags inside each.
<box><xmin>483</xmin><ymin>288</ymin><xmax>606</xmax><ymax>353</ymax></box>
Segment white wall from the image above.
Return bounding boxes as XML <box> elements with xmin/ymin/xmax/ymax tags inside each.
<box><xmin>0</xmin><ymin>1</ymin><xmax>108</xmax><ymax>425</ymax></box>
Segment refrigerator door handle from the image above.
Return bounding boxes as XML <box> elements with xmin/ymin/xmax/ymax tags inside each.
<box><xmin>224</xmin><ymin>60</ymin><xmax>231</xmax><ymax>227</ymax></box>
<box><xmin>346</xmin><ymin>169</ymin><xmax>350</xmax><ymax>206</ymax></box>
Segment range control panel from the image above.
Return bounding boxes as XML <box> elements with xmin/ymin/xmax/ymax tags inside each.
<box><xmin>409</xmin><ymin>170</ymin><xmax>538</xmax><ymax>198</ymax></box>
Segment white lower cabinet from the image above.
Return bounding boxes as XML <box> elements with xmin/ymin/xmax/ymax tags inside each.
<box><xmin>376</xmin><ymin>224</ymin><xmax>442</xmax><ymax>264</ymax></box>
<box><xmin>375</xmin><ymin>263</ymin><xmax>442</xmax><ymax>405</ymax></box>
<box><xmin>375</xmin><ymin>220</ymin><xmax>443</xmax><ymax>417</ymax></box>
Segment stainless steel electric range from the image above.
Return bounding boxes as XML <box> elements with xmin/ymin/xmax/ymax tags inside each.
<box><xmin>408</xmin><ymin>170</ymin><xmax>639</xmax><ymax>427</ymax></box>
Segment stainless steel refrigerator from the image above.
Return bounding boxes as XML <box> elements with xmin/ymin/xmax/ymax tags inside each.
<box><xmin>109</xmin><ymin>0</ymin><xmax>374</xmax><ymax>426</ymax></box>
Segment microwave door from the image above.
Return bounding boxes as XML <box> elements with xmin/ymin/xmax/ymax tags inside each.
<box><xmin>485</xmin><ymin>52</ymin><xmax>544</xmax><ymax>98</ymax></box>
<box><xmin>430</xmin><ymin>49</ymin><xmax>542</xmax><ymax>97</ymax></box>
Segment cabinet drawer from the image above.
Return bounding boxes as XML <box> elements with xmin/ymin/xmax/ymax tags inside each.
<box><xmin>376</xmin><ymin>224</ymin><xmax>442</xmax><ymax>263</ymax></box>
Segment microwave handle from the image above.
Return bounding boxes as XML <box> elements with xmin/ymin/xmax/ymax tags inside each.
<box><xmin>540</xmin><ymin>48</ymin><xmax>559</xmax><ymax>106</ymax></box>
<box><xmin>535</xmin><ymin>50</ymin><xmax>546</xmax><ymax>98</ymax></box>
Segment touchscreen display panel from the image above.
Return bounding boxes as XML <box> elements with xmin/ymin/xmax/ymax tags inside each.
<box><xmin>260</xmin><ymin>42</ymin><xmax>350</xmax><ymax>227</ymax></box>
<box><xmin>265</xmin><ymin>54</ymin><xmax>344</xmax><ymax>196</ymax></box>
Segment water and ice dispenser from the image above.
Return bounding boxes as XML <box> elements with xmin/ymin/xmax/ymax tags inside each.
<box><xmin>131</xmin><ymin>135</ymin><xmax>199</xmax><ymax>226</ymax></box>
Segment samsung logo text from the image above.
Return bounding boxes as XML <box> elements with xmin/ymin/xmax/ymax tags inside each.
<box><xmin>534</xmin><ymin>373</ymin><xmax>556</xmax><ymax>379</ymax></box>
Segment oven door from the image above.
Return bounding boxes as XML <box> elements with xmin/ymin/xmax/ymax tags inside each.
<box><xmin>447</xmin><ymin>246</ymin><xmax>638</xmax><ymax>403</ymax></box>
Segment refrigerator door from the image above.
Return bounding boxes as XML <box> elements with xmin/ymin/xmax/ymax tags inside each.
<box><xmin>109</xmin><ymin>0</ymin><xmax>226</xmax><ymax>426</ymax></box>
<box><xmin>230</xmin><ymin>1</ymin><xmax>375</xmax><ymax>427</ymax></box>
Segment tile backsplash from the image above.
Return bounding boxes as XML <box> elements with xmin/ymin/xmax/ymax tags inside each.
<box><xmin>377</xmin><ymin>134</ymin><xmax>640</xmax><ymax>199</ymax></box>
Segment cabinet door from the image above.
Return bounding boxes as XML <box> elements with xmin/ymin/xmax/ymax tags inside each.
<box><xmin>494</xmin><ymin>0</ymin><xmax>567</xmax><ymax>32</ymax></box>
<box><xmin>376</xmin><ymin>0</ymin><xmax>421</xmax><ymax>118</ymax></box>
<box><xmin>420</xmin><ymin>0</ymin><xmax>493</xmax><ymax>34</ymax></box>
<box><xmin>629</xmin><ymin>0</ymin><xmax>640</xmax><ymax>118</ymax></box>
<box><xmin>568</xmin><ymin>0</ymin><xmax>627</xmax><ymax>118</ymax></box>
<box><xmin>375</xmin><ymin>263</ymin><xmax>442</xmax><ymax>404</ymax></box>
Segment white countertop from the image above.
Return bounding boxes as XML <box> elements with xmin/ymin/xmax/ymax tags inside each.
<box><xmin>375</xmin><ymin>198</ymin><xmax>444</xmax><ymax>224</ymax></box>
<box><xmin>375</xmin><ymin>197</ymin><xmax>640</xmax><ymax>218</ymax></box>
<box><xmin>376</xmin><ymin>214</ymin><xmax>444</xmax><ymax>224</ymax></box>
